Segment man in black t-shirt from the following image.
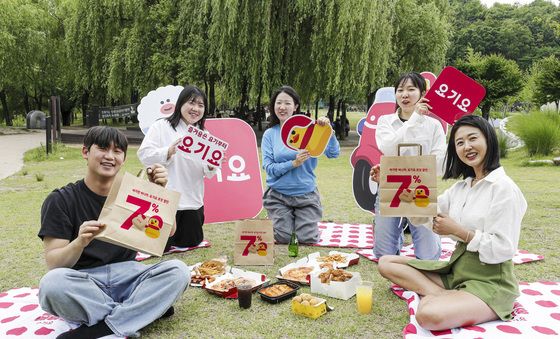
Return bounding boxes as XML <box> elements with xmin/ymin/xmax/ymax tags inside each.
<box><xmin>38</xmin><ymin>126</ymin><xmax>190</xmax><ymax>339</ymax></box>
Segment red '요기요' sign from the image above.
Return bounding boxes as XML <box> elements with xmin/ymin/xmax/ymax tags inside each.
<box><xmin>424</xmin><ymin>66</ymin><xmax>486</xmax><ymax>125</ymax></box>
<box><xmin>202</xmin><ymin>118</ymin><xmax>263</xmax><ymax>223</ymax></box>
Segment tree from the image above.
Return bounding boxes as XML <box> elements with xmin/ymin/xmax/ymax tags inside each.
<box><xmin>390</xmin><ymin>0</ymin><xmax>451</xmax><ymax>78</ymax></box>
<box><xmin>448</xmin><ymin>0</ymin><xmax>560</xmax><ymax>71</ymax></box>
<box><xmin>532</xmin><ymin>56</ymin><xmax>560</xmax><ymax>111</ymax></box>
<box><xmin>456</xmin><ymin>50</ymin><xmax>523</xmax><ymax>120</ymax></box>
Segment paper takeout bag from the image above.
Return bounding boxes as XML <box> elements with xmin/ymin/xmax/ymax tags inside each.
<box><xmin>96</xmin><ymin>171</ymin><xmax>180</xmax><ymax>256</ymax></box>
<box><xmin>233</xmin><ymin>219</ymin><xmax>274</xmax><ymax>265</ymax></box>
<box><xmin>379</xmin><ymin>144</ymin><xmax>437</xmax><ymax>217</ymax></box>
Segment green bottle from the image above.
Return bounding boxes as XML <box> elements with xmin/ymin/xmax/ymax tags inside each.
<box><xmin>288</xmin><ymin>231</ymin><xmax>299</xmax><ymax>257</ymax></box>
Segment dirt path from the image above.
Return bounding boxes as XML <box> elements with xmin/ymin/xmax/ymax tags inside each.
<box><xmin>0</xmin><ymin>132</ymin><xmax>45</xmax><ymax>180</ymax></box>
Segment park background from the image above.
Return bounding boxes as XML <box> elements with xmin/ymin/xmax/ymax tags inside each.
<box><xmin>1</xmin><ymin>0</ymin><xmax>560</xmax><ymax>338</ymax></box>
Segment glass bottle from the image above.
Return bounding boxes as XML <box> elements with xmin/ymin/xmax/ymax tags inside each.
<box><xmin>288</xmin><ymin>231</ymin><xmax>299</xmax><ymax>257</ymax></box>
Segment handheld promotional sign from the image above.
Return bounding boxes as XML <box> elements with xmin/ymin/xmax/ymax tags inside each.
<box><xmin>176</xmin><ymin>124</ymin><xmax>228</xmax><ymax>169</ymax></box>
<box><xmin>424</xmin><ymin>66</ymin><xmax>486</xmax><ymax>125</ymax></box>
<box><xmin>280</xmin><ymin>115</ymin><xmax>333</xmax><ymax>157</ymax></box>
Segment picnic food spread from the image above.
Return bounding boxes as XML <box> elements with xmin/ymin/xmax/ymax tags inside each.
<box><xmin>316</xmin><ymin>254</ymin><xmax>346</xmax><ymax>263</ymax></box>
<box><xmin>209</xmin><ymin>277</ymin><xmax>257</xmax><ymax>292</ymax></box>
<box><xmin>191</xmin><ymin>259</ymin><xmax>227</xmax><ymax>284</ymax></box>
<box><xmin>318</xmin><ymin>269</ymin><xmax>353</xmax><ymax>284</ymax></box>
<box><xmin>198</xmin><ymin>260</ymin><xmax>226</xmax><ymax>275</ymax></box>
<box><xmin>282</xmin><ymin>267</ymin><xmax>314</xmax><ymax>281</ymax></box>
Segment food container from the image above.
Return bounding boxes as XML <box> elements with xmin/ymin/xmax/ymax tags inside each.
<box><xmin>309</xmin><ymin>251</ymin><xmax>360</xmax><ymax>269</ymax></box>
<box><xmin>291</xmin><ymin>296</ymin><xmax>327</xmax><ymax>319</ymax></box>
<box><xmin>310</xmin><ymin>269</ymin><xmax>361</xmax><ymax>300</ymax></box>
<box><xmin>204</xmin><ymin>267</ymin><xmax>269</xmax><ymax>299</ymax></box>
<box><xmin>277</xmin><ymin>255</ymin><xmax>322</xmax><ymax>285</ymax></box>
<box><xmin>257</xmin><ymin>281</ymin><xmax>300</xmax><ymax>304</ymax></box>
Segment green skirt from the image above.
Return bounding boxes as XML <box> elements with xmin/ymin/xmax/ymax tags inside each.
<box><xmin>407</xmin><ymin>242</ymin><xmax>519</xmax><ymax>321</ymax></box>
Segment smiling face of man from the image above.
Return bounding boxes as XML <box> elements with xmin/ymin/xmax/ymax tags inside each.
<box><xmin>82</xmin><ymin>143</ymin><xmax>125</xmax><ymax>180</ymax></box>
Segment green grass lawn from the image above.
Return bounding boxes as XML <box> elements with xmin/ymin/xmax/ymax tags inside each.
<box><xmin>0</xmin><ymin>144</ymin><xmax>558</xmax><ymax>338</ymax></box>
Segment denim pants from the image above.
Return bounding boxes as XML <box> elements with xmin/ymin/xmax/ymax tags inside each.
<box><xmin>263</xmin><ymin>188</ymin><xmax>322</xmax><ymax>244</ymax></box>
<box><xmin>39</xmin><ymin>260</ymin><xmax>190</xmax><ymax>337</ymax></box>
<box><xmin>373</xmin><ymin>195</ymin><xmax>441</xmax><ymax>260</ymax></box>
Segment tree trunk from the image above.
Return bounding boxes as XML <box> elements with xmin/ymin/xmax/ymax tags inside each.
<box><xmin>336</xmin><ymin>99</ymin><xmax>342</xmax><ymax>118</ymax></box>
<box><xmin>209</xmin><ymin>77</ymin><xmax>216</xmax><ymax>117</ymax></box>
<box><xmin>22</xmin><ymin>87</ymin><xmax>31</xmax><ymax>114</ymax></box>
<box><xmin>0</xmin><ymin>89</ymin><xmax>12</xmax><ymax>126</ymax></box>
<box><xmin>315</xmin><ymin>99</ymin><xmax>319</xmax><ymax>120</ymax></box>
<box><xmin>34</xmin><ymin>94</ymin><xmax>42</xmax><ymax>110</ymax></box>
<box><xmin>61</xmin><ymin>96</ymin><xmax>73</xmax><ymax>126</ymax></box>
<box><xmin>366</xmin><ymin>91</ymin><xmax>375</xmax><ymax>111</ymax></box>
<box><xmin>238</xmin><ymin>79</ymin><xmax>249</xmax><ymax>120</ymax></box>
<box><xmin>327</xmin><ymin>95</ymin><xmax>335</xmax><ymax>122</ymax></box>
<box><xmin>256</xmin><ymin>85</ymin><xmax>263</xmax><ymax>131</ymax></box>
<box><xmin>341</xmin><ymin>100</ymin><xmax>347</xmax><ymax>140</ymax></box>
<box><xmin>81</xmin><ymin>90</ymin><xmax>89</xmax><ymax>126</ymax></box>
<box><xmin>481</xmin><ymin>101</ymin><xmax>491</xmax><ymax>120</ymax></box>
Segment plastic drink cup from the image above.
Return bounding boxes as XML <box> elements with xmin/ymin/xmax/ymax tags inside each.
<box><xmin>237</xmin><ymin>284</ymin><xmax>252</xmax><ymax>309</ymax></box>
<box><xmin>356</xmin><ymin>281</ymin><xmax>373</xmax><ymax>314</ymax></box>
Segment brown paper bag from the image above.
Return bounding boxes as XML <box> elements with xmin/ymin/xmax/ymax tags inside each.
<box><xmin>96</xmin><ymin>171</ymin><xmax>180</xmax><ymax>256</ymax></box>
<box><xmin>379</xmin><ymin>144</ymin><xmax>437</xmax><ymax>217</ymax></box>
<box><xmin>233</xmin><ymin>219</ymin><xmax>274</xmax><ymax>265</ymax></box>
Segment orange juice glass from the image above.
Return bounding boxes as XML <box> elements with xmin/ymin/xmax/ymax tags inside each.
<box><xmin>356</xmin><ymin>281</ymin><xmax>373</xmax><ymax>314</ymax></box>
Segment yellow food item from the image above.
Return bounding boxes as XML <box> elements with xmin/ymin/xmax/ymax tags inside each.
<box><xmin>260</xmin><ymin>284</ymin><xmax>294</xmax><ymax>297</ymax></box>
<box><xmin>197</xmin><ymin>260</ymin><xmax>225</xmax><ymax>276</ymax></box>
<box><xmin>317</xmin><ymin>254</ymin><xmax>347</xmax><ymax>263</ymax></box>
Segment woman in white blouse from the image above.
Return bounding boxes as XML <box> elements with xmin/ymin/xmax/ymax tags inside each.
<box><xmin>375</xmin><ymin>115</ymin><xmax>527</xmax><ymax>330</ymax></box>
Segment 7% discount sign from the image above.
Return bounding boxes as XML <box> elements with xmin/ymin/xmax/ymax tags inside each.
<box><xmin>379</xmin><ymin>144</ymin><xmax>438</xmax><ymax>217</ymax></box>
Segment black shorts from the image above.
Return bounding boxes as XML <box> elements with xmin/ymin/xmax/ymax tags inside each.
<box><xmin>167</xmin><ymin>206</ymin><xmax>205</xmax><ymax>248</ymax></box>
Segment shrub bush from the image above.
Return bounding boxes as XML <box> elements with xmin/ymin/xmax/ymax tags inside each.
<box><xmin>497</xmin><ymin>130</ymin><xmax>508</xmax><ymax>158</ymax></box>
<box><xmin>511</xmin><ymin>111</ymin><xmax>560</xmax><ymax>156</ymax></box>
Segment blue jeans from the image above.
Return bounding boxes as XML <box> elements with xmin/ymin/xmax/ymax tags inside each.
<box><xmin>39</xmin><ymin>260</ymin><xmax>190</xmax><ymax>337</ymax></box>
<box><xmin>373</xmin><ymin>195</ymin><xmax>441</xmax><ymax>260</ymax></box>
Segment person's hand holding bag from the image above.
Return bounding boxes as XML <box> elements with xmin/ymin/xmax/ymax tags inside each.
<box><xmin>147</xmin><ymin>164</ymin><xmax>168</xmax><ymax>187</ymax></box>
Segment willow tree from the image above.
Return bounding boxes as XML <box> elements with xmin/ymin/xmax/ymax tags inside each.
<box><xmin>107</xmin><ymin>0</ymin><xmax>183</xmax><ymax>104</ymax></box>
<box><xmin>0</xmin><ymin>0</ymin><xmax>59</xmax><ymax>124</ymax></box>
<box><xmin>389</xmin><ymin>0</ymin><xmax>451</xmax><ymax>80</ymax></box>
<box><xmin>65</xmin><ymin>0</ymin><xmax>137</xmax><ymax>117</ymax></box>
<box><xmin>298</xmin><ymin>0</ymin><xmax>396</xmax><ymax>119</ymax></box>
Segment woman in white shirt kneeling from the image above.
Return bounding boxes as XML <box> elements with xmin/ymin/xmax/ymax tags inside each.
<box><xmin>376</xmin><ymin>114</ymin><xmax>527</xmax><ymax>330</ymax></box>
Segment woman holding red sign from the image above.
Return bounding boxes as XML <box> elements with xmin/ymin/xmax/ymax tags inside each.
<box><xmin>372</xmin><ymin>72</ymin><xmax>446</xmax><ymax>260</ymax></box>
<box><xmin>138</xmin><ymin>85</ymin><xmax>217</xmax><ymax>249</ymax></box>
<box><xmin>376</xmin><ymin>115</ymin><xmax>527</xmax><ymax>330</ymax></box>
<box><xmin>262</xmin><ymin>85</ymin><xmax>340</xmax><ymax>244</ymax></box>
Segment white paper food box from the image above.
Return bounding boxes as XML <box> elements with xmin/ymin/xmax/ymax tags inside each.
<box><xmin>308</xmin><ymin>251</ymin><xmax>360</xmax><ymax>269</ymax></box>
<box><xmin>310</xmin><ymin>269</ymin><xmax>361</xmax><ymax>300</ymax></box>
<box><xmin>277</xmin><ymin>255</ymin><xmax>322</xmax><ymax>284</ymax></box>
